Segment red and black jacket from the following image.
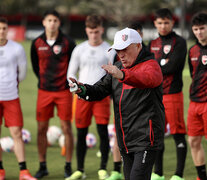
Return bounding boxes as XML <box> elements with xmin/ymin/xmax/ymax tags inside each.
<box><xmin>79</xmin><ymin>47</ymin><xmax>165</xmax><ymax>153</ymax></box>
<box><xmin>31</xmin><ymin>31</ymin><xmax>76</xmax><ymax>91</ymax></box>
<box><xmin>188</xmin><ymin>41</ymin><xmax>207</xmax><ymax>102</ymax></box>
<box><xmin>148</xmin><ymin>32</ymin><xmax>187</xmax><ymax>94</ymax></box>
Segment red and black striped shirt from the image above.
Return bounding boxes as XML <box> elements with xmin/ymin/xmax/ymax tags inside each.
<box><xmin>148</xmin><ymin>32</ymin><xmax>187</xmax><ymax>94</ymax></box>
<box><xmin>188</xmin><ymin>41</ymin><xmax>207</xmax><ymax>102</ymax></box>
<box><xmin>31</xmin><ymin>31</ymin><xmax>76</xmax><ymax>91</ymax></box>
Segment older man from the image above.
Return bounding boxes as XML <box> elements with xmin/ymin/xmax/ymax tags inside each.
<box><xmin>69</xmin><ymin>27</ymin><xmax>165</xmax><ymax>180</ymax></box>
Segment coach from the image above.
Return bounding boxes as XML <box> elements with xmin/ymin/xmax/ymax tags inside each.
<box><xmin>69</xmin><ymin>27</ymin><xmax>165</xmax><ymax>180</ymax></box>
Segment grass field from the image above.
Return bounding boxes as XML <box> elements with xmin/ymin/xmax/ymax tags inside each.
<box><xmin>1</xmin><ymin>40</ymin><xmax>207</xmax><ymax>180</ymax></box>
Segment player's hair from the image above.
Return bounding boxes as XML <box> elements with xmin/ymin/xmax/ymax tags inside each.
<box><xmin>191</xmin><ymin>12</ymin><xmax>207</xmax><ymax>26</ymax></box>
<box><xmin>154</xmin><ymin>8</ymin><xmax>173</xmax><ymax>20</ymax></box>
<box><xmin>43</xmin><ymin>10</ymin><xmax>60</xmax><ymax>20</ymax></box>
<box><xmin>0</xmin><ymin>17</ymin><xmax>8</xmax><ymax>24</ymax></box>
<box><xmin>130</xmin><ymin>22</ymin><xmax>143</xmax><ymax>33</ymax></box>
<box><xmin>85</xmin><ymin>15</ymin><xmax>103</xmax><ymax>29</ymax></box>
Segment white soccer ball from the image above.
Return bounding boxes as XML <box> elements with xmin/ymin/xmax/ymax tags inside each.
<box><xmin>58</xmin><ymin>134</ymin><xmax>65</xmax><ymax>148</ymax></box>
<box><xmin>86</xmin><ymin>133</ymin><xmax>97</xmax><ymax>148</ymax></box>
<box><xmin>0</xmin><ymin>136</ymin><xmax>14</xmax><ymax>152</ymax></box>
<box><xmin>108</xmin><ymin>124</ymin><xmax>115</xmax><ymax>139</ymax></box>
<box><xmin>22</xmin><ymin>129</ymin><xmax>31</xmax><ymax>143</ymax></box>
<box><xmin>47</xmin><ymin>125</ymin><xmax>62</xmax><ymax>146</ymax></box>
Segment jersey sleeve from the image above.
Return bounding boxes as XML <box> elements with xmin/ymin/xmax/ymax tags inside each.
<box><xmin>30</xmin><ymin>40</ymin><xmax>39</xmax><ymax>78</ymax></box>
<box><xmin>67</xmin><ymin>45</ymin><xmax>80</xmax><ymax>81</ymax></box>
<box><xmin>17</xmin><ymin>44</ymin><xmax>27</xmax><ymax>82</ymax></box>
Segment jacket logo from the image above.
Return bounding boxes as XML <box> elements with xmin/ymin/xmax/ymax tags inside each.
<box><xmin>163</xmin><ymin>45</ymin><xmax>171</xmax><ymax>54</ymax></box>
<box><xmin>122</xmin><ymin>34</ymin><xmax>128</xmax><ymax>41</ymax></box>
<box><xmin>202</xmin><ymin>55</ymin><xmax>207</xmax><ymax>65</ymax></box>
<box><xmin>53</xmin><ymin>45</ymin><xmax>62</xmax><ymax>55</ymax></box>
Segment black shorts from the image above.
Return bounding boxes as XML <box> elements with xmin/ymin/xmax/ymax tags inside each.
<box><xmin>120</xmin><ymin>150</ymin><xmax>156</xmax><ymax>180</ymax></box>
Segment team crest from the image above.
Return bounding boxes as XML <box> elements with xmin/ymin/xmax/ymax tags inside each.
<box><xmin>202</xmin><ymin>55</ymin><xmax>207</xmax><ymax>65</ymax></box>
<box><xmin>163</xmin><ymin>45</ymin><xmax>171</xmax><ymax>54</ymax></box>
<box><xmin>53</xmin><ymin>45</ymin><xmax>62</xmax><ymax>55</ymax></box>
<box><xmin>122</xmin><ymin>34</ymin><xmax>128</xmax><ymax>41</ymax></box>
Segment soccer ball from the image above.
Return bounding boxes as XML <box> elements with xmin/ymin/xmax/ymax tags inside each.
<box><xmin>86</xmin><ymin>133</ymin><xmax>96</xmax><ymax>148</ymax></box>
<box><xmin>47</xmin><ymin>125</ymin><xmax>62</xmax><ymax>146</ymax></box>
<box><xmin>0</xmin><ymin>136</ymin><xmax>14</xmax><ymax>152</ymax></box>
<box><xmin>58</xmin><ymin>134</ymin><xmax>65</xmax><ymax>148</ymax></box>
<box><xmin>108</xmin><ymin>124</ymin><xmax>115</xmax><ymax>139</ymax></box>
<box><xmin>22</xmin><ymin>129</ymin><xmax>31</xmax><ymax>143</ymax></box>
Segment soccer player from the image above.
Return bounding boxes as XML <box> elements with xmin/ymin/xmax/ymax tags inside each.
<box><xmin>68</xmin><ymin>27</ymin><xmax>165</xmax><ymax>180</ymax></box>
<box><xmin>187</xmin><ymin>12</ymin><xmax>207</xmax><ymax>180</ymax></box>
<box><xmin>30</xmin><ymin>10</ymin><xmax>76</xmax><ymax>178</ymax></box>
<box><xmin>0</xmin><ymin>17</ymin><xmax>37</xmax><ymax>180</ymax></box>
<box><xmin>148</xmin><ymin>8</ymin><xmax>187</xmax><ymax>180</ymax></box>
<box><xmin>66</xmin><ymin>15</ymin><xmax>115</xmax><ymax>180</ymax></box>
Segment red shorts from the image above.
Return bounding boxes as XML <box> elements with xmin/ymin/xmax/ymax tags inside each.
<box><xmin>75</xmin><ymin>96</ymin><xmax>110</xmax><ymax>128</ymax></box>
<box><xmin>163</xmin><ymin>92</ymin><xmax>186</xmax><ymax>134</ymax></box>
<box><xmin>187</xmin><ymin>101</ymin><xmax>207</xmax><ymax>139</ymax></box>
<box><xmin>36</xmin><ymin>89</ymin><xmax>73</xmax><ymax>121</ymax></box>
<box><xmin>0</xmin><ymin>98</ymin><xmax>23</xmax><ymax>127</ymax></box>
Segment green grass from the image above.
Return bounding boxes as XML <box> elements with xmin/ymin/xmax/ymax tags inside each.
<box><xmin>1</xmin><ymin>40</ymin><xmax>206</xmax><ymax>180</ymax></box>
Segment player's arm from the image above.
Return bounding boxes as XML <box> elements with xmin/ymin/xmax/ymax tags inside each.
<box><xmin>30</xmin><ymin>40</ymin><xmax>39</xmax><ymax>78</ymax></box>
<box><xmin>67</xmin><ymin>46</ymin><xmax>80</xmax><ymax>81</ymax></box>
<box><xmin>67</xmin><ymin>37</ymin><xmax>76</xmax><ymax>61</ymax></box>
<box><xmin>161</xmin><ymin>38</ymin><xmax>187</xmax><ymax>75</ymax></box>
<box><xmin>188</xmin><ymin>48</ymin><xmax>193</xmax><ymax>78</ymax></box>
<box><xmin>17</xmin><ymin>45</ymin><xmax>27</xmax><ymax>82</ymax></box>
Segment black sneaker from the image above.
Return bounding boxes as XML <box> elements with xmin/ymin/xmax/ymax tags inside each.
<box><xmin>34</xmin><ymin>169</ymin><xmax>49</xmax><ymax>178</ymax></box>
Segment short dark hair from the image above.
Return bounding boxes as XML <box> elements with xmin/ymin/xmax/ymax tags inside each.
<box><xmin>130</xmin><ymin>22</ymin><xmax>143</xmax><ymax>33</ymax></box>
<box><xmin>191</xmin><ymin>12</ymin><xmax>207</xmax><ymax>26</ymax></box>
<box><xmin>0</xmin><ymin>17</ymin><xmax>8</xmax><ymax>25</ymax></box>
<box><xmin>154</xmin><ymin>8</ymin><xmax>173</xmax><ymax>20</ymax></box>
<box><xmin>43</xmin><ymin>10</ymin><xmax>60</xmax><ymax>20</ymax></box>
<box><xmin>85</xmin><ymin>15</ymin><xmax>103</xmax><ymax>29</ymax></box>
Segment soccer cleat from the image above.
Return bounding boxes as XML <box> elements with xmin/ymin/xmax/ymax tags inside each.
<box><xmin>65</xmin><ymin>170</ymin><xmax>86</xmax><ymax>180</ymax></box>
<box><xmin>98</xmin><ymin>169</ymin><xmax>108</xmax><ymax>180</ymax></box>
<box><xmin>170</xmin><ymin>175</ymin><xmax>184</xmax><ymax>180</ymax></box>
<box><xmin>196</xmin><ymin>178</ymin><xmax>201</xmax><ymax>180</ymax></box>
<box><xmin>34</xmin><ymin>169</ymin><xmax>49</xmax><ymax>178</ymax></box>
<box><xmin>0</xmin><ymin>169</ymin><xmax>5</xmax><ymax>180</ymax></box>
<box><xmin>151</xmin><ymin>172</ymin><xmax>165</xmax><ymax>180</ymax></box>
<box><xmin>106</xmin><ymin>171</ymin><xmax>123</xmax><ymax>180</ymax></box>
<box><xmin>19</xmin><ymin>170</ymin><xmax>37</xmax><ymax>180</ymax></box>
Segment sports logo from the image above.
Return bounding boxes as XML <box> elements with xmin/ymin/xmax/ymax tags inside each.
<box><xmin>122</xmin><ymin>34</ymin><xmax>128</xmax><ymax>41</ymax></box>
<box><xmin>202</xmin><ymin>55</ymin><xmax>207</xmax><ymax>65</ymax></box>
<box><xmin>53</xmin><ymin>45</ymin><xmax>62</xmax><ymax>55</ymax></box>
<box><xmin>163</xmin><ymin>45</ymin><xmax>171</xmax><ymax>54</ymax></box>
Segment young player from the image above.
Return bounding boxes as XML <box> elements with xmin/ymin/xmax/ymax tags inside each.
<box><xmin>0</xmin><ymin>17</ymin><xmax>37</xmax><ymax>180</ymax></box>
<box><xmin>30</xmin><ymin>10</ymin><xmax>76</xmax><ymax>178</ymax></box>
<box><xmin>66</xmin><ymin>15</ymin><xmax>115</xmax><ymax>180</ymax></box>
<box><xmin>68</xmin><ymin>27</ymin><xmax>165</xmax><ymax>180</ymax></box>
<box><xmin>148</xmin><ymin>8</ymin><xmax>187</xmax><ymax>180</ymax></box>
<box><xmin>187</xmin><ymin>12</ymin><xmax>207</xmax><ymax>180</ymax></box>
